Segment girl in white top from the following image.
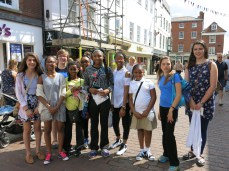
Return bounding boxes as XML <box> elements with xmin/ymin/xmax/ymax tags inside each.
<box><xmin>111</xmin><ymin>52</ymin><xmax>131</xmax><ymax>155</ymax></box>
<box><xmin>129</xmin><ymin>64</ymin><xmax>157</xmax><ymax>161</ymax></box>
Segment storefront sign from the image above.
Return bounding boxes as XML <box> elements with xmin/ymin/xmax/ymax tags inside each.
<box><xmin>137</xmin><ymin>46</ymin><xmax>143</xmax><ymax>52</ymax></box>
<box><xmin>10</xmin><ymin>44</ymin><xmax>22</xmax><ymax>62</ymax></box>
<box><xmin>0</xmin><ymin>24</ymin><xmax>11</xmax><ymax>37</ymax></box>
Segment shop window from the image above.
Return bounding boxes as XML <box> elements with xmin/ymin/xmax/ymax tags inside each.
<box><xmin>24</xmin><ymin>45</ymin><xmax>34</xmax><ymax>54</ymax></box>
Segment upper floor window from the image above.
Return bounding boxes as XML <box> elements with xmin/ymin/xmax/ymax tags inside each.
<box><xmin>154</xmin><ymin>9</ymin><xmax>157</xmax><ymax>23</ymax></box>
<box><xmin>116</xmin><ymin>0</ymin><xmax>120</xmax><ymax>6</ymax></box>
<box><xmin>192</xmin><ymin>22</ymin><xmax>197</xmax><ymax>28</ymax></box>
<box><xmin>129</xmin><ymin>22</ymin><xmax>134</xmax><ymax>41</ymax></box>
<box><xmin>145</xmin><ymin>0</ymin><xmax>148</xmax><ymax>10</ymax></box>
<box><xmin>179</xmin><ymin>23</ymin><xmax>184</xmax><ymax>28</ymax></box>
<box><xmin>150</xmin><ymin>0</ymin><xmax>153</xmax><ymax>13</ymax></box>
<box><xmin>104</xmin><ymin>16</ymin><xmax>109</xmax><ymax>35</ymax></box>
<box><xmin>179</xmin><ymin>31</ymin><xmax>184</xmax><ymax>39</ymax></box>
<box><xmin>115</xmin><ymin>19</ymin><xmax>120</xmax><ymax>35</ymax></box>
<box><xmin>137</xmin><ymin>25</ymin><xmax>141</xmax><ymax>43</ymax></box>
<box><xmin>211</xmin><ymin>24</ymin><xmax>217</xmax><ymax>31</ymax></box>
<box><xmin>69</xmin><ymin>0</ymin><xmax>79</xmax><ymax>23</ymax></box>
<box><xmin>178</xmin><ymin>44</ymin><xmax>184</xmax><ymax>52</ymax></box>
<box><xmin>191</xmin><ymin>31</ymin><xmax>197</xmax><ymax>39</ymax></box>
<box><xmin>144</xmin><ymin>29</ymin><xmax>147</xmax><ymax>44</ymax></box>
<box><xmin>149</xmin><ymin>31</ymin><xmax>152</xmax><ymax>46</ymax></box>
<box><xmin>138</xmin><ymin>0</ymin><xmax>141</xmax><ymax>5</ymax></box>
<box><xmin>209</xmin><ymin>35</ymin><xmax>216</xmax><ymax>43</ymax></box>
<box><xmin>0</xmin><ymin>0</ymin><xmax>19</xmax><ymax>10</ymax></box>
<box><xmin>209</xmin><ymin>47</ymin><xmax>215</xmax><ymax>55</ymax></box>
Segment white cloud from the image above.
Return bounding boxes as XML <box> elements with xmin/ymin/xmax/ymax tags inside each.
<box><xmin>166</xmin><ymin>0</ymin><xmax>229</xmax><ymax>54</ymax></box>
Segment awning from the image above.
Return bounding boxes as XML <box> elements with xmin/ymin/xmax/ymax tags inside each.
<box><xmin>123</xmin><ymin>50</ymin><xmax>152</xmax><ymax>58</ymax></box>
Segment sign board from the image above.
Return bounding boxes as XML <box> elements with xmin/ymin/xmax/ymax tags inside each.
<box><xmin>10</xmin><ymin>43</ymin><xmax>22</xmax><ymax>62</ymax></box>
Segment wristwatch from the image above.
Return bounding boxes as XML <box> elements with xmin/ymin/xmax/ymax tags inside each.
<box><xmin>122</xmin><ymin>106</ymin><xmax>126</xmax><ymax>110</ymax></box>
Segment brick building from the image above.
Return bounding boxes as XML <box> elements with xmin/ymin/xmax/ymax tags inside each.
<box><xmin>0</xmin><ymin>0</ymin><xmax>44</xmax><ymax>71</ymax></box>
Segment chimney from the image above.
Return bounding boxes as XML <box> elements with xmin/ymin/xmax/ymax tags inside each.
<box><xmin>198</xmin><ymin>11</ymin><xmax>204</xmax><ymax>19</ymax></box>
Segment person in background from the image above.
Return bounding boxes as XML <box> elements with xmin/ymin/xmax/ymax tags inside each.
<box><xmin>1</xmin><ymin>59</ymin><xmax>18</xmax><ymax>105</ymax></box>
<box><xmin>110</xmin><ymin>52</ymin><xmax>131</xmax><ymax>155</ymax></box>
<box><xmin>37</xmin><ymin>56</ymin><xmax>69</xmax><ymax>165</ymax></box>
<box><xmin>224</xmin><ymin>55</ymin><xmax>229</xmax><ymax>91</ymax></box>
<box><xmin>155</xmin><ymin>61</ymin><xmax>160</xmax><ymax>73</ymax></box>
<box><xmin>52</xmin><ymin>49</ymin><xmax>69</xmax><ymax>149</ymax></box>
<box><xmin>84</xmin><ymin>50</ymin><xmax>93</xmax><ymax>65</ymax></box>
<box><xmin>157</xmin><ymin>56</ymin><xmax>181</xmax><ymax>171</ymax></box>
<box><xmin>173</xmin><ymin>59</ymin><xmax>183</xmax><ymax>74</ymax></box>
<box><xmin>15</xmin><ymin>52</ymin><xmax>44</xmax><ymax>164</ymax></box>
<box><xmin>129</xmin><ymin>64</ymin><xmax>157</xmax><ymax>162</ymax></box>
<box><xmin>83</xmin><ymin>49</ymin><xmax>113</xmax><ymax>158</ymax></box>
<box><xmin>126</xmin><ymin>56</ymin><xmax>136</xmax><ymax>74</ymax></box>
<box><xmin>183</xmin><ymin>40</ymin><xmax>218</xmax><ymax>167</ymax></box>
<box><xmin>215</xmin><ymin>53</ymin><xmax>228</xmax><ymax>105</ymax></box>
<box><xmin>80</xmin><ymin>55</ymin><xmax>91</xmax><ymax>149</ymax></box>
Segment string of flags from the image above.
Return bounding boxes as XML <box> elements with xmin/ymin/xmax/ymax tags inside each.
<box><xmin>184</xmin><ymin>0</ymin><xmax>227</xmax><ymax>17</ymax></box>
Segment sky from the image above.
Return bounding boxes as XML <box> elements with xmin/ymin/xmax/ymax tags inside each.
<box><xmin>166</xmin><ymin>0</ymin><xmax>229</xmax><ymax>54</ymax></box>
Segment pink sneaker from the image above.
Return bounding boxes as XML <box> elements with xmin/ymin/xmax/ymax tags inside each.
<box><xmin>43</xmin><ymin>153</ymin><xmax>51</xmax><ymax>165</ymax></box>
<box><xmin>58</xmin><ymin>151</ymin><xmax>69</xmax><ymax>161</ymax></box>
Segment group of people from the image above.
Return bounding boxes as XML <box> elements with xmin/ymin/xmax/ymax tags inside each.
<box><xmin>0</xmin><ymin>40</ymin><xmax>220</xmax><ymax>171</ymax></box>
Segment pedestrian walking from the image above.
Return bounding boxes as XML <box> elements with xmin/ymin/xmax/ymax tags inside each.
<box><xmin>157</xmin><ymin>56</ymin><xmax>181</xmax><ymax>171</ymax></box>
<box><xmin>110</xmin><ymin>52</ymin><xmax>131</xmax><ymax>155</ymax></box>
<box><xmin>83</xmin><ymin>49</ymin><xmax>113</xmax><ymax>158</ymax></box>
<box><xmin>37</xmin><ymin>56</ymin><xmax>69</xmax><ymax>165</ymax></box>
<box><xmin>129</xmin><ymin>64</ymin><xmax>157</xmax><ymax>161</ymax></box>
<box><xmin>173</xmin><ymin>59</ymin><xmax>183</xmax><ymax>74</ymax></box>
<box><xmin>183</xmin><ymin>40</ymin><xmax>218</xmax><ymax>167</ymax></box>
<box><xmin>15</xmin><ymin>52</ymin><xmax>44</xmax><ymax>164</ymax></box>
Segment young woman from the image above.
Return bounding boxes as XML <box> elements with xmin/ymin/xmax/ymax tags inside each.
<box><xmin>129</xmin><ymin>64</ymin><xmax>157</xmax><ymax>161</ymax></box>
<box><xmin>110</xmin><ymin>52</ymin><xmax>131</xmax><ymax>155</ymax></box>
<box><xmin>15</xmin><ymin>52</ymin><xmax>44</xmax><ymax>164</ymax></box>
<box><xmin>183</xmin><ymin>40</ymin><xmax>217</xmax><ymax>167</ymax></box>
<box><xmin>80</xmin><ymin>55</ymin><xmax>91</xmax><ymax>148</ymax></box>
<box><xmin>83</xmin><ymin>49</ymin><xmax>113</xmax><ymax>158</ymax></box>
<box><xmin>63</xmin><ymin>61</ymin><xmax>84</xmax><ymax>156</ymax></box>
<box><xmin>37</xmin><ymin>56</ymin><xmax>69</xmax><ymax>165</ymax></box>
<box><xmin>157</xmin><ymin>56</ymin><xmax>181</xmax><ymax>171</ymax></box>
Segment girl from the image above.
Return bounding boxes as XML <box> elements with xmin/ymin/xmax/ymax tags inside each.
<box><xmin>126</xmin><ymin>56</ymin><xmax>136</xmax><ymax>74</ymax></box>
<box><xmin>110</xmin><ymin>52</ymin><xmax>131</xmax><ymax>155</ymax></box>
<box><xmin>15</xmin><ymin>52</ymin><xmax>44</xmax><ymax>164</ymax></box>
<box><xmin>183</xmin><ymin>40</ymin><xmax>217</xmax><ymax>167</ymax></box>
<box><xmin>83</xmin><ymin>49</ymin><xmax>113</xmax><ymax>158</ymax></box>
<box><xmin>129</xmin><ymin>64</ymin><xmax>157</xmax><ymax>161</ymax></box>
<box><xmin>157</xmin><ymin>56</ymin><xmax>181</xmax><ymax>171</ymax></box>
<box><xmin>63</xmin><ymin>61</ymin><xmax>84</xmax><ymax>156</ymax></box>
<box><xmin>52</xmin><ymin>49</ymin><xmax>69</xmax><ymax>149</ymax></box>
<box><xmin>37</xmin><ymin>56</ymin><xmax>69</xmax><ymax>165</ymax></box>
<box><xmin>80</xmin><ymin>55</ymin><xmax>91</xmax><ymax>149</ymax></box>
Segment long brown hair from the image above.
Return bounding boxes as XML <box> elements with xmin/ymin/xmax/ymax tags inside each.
<box><xmin>157</xmin><ymin>56</ymin><xmax>174</xmax><ymax>84</ymax></box>
<box><xmin>188</xmin><ymin>40</ymin><xmax>208</xmax><ymax>69</ymax></box>
<box><xmin>18</xmin><ymin>52</ymin><xmax>43</xmax><ymax>75</ymax></box>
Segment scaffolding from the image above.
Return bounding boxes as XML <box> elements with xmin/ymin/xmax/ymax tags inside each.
<box><xmin>50</xmin><ymin>0</ymin><xmax>125</xmax><ymax>52</ymax></box>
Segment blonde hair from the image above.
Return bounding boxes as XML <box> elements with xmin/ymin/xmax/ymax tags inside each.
<box><xmin>57</xmin><ymin>49</ymin><xmax>69</xmax><ymax>58</ymax></box>
<box><xmin>129</xmin><ymin>56</ymin><xmax>136</xmax><ymax>62</ymax></box>
<box><xmin>8</xmin><ymin>59</ymin><xmax>18</xmax><ymax>70</ymax></box>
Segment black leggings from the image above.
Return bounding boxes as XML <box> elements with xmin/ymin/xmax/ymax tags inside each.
<box><xmin>112</xmin><ymin>104</ymin><xmax>131</xmax><ymax>140</ymax></box>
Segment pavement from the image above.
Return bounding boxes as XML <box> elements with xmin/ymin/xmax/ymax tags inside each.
<box><xmin>0</xmin><ymin>74</ymin><xmax>228</xmax><ymax>171</ymax></box>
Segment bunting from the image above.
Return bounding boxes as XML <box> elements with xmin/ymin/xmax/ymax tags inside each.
<box><xmin>184</xmin><ymin>0</ymin><xmax>227</xmax><ymax>17</ymax></box>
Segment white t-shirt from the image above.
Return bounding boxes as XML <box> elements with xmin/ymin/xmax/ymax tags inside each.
<box><xmin>112</xmin><ymin>67</ymin><xmax>130</xmax><ymax>108</ymax></box>
<box><xmin>129</xmin><ymin>78</ymin><xmax>155</xmax><ymax>113</ymax></box>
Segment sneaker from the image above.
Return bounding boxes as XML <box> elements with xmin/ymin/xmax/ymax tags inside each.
<box><xmin>136</xmin><ymin>151</ymin><xmax>145</xmax><ymax>161</ymax></box>
<box><xmin>74</xmin><ymin>149</ymin><xmax>81</xmax><ymax>157</ymax></box>
<box><xmin>116</xmin><ymin>143</ymin><xmax>127</xmax><ymax>156</ymax></box>
<box><xmin>196</xmin><ymin>157</ymin><xmax>205</xmax><ymax>167</ymax></box>
<box><xmin>58</xmin><ymin>151</ymin><xmax>69</xmax><ymax>161</ymax></box>
<box><xmin>43</xmin><ymin>153</ymin><xmax>51</xmax><ymax>165</ymax></box>
<box><xmin>110</xmin><ymin>139</ymin><xmax>122</xmax><ymax>149</ymax></box>
<box><xmin>101</xmin><ymin>149</ymin><xmax>110</xmax><ymax>157</ymax></box>
<box><xmin>83</xmin><ymin>138</ymin><xmax>89</xmax><ymax>149</ymax></box>
<box><xmin>168</xmin><ymin>166</ymin><xmax>180</xmax><ymax>171</ymax></box>
<box><xmin>89</xmin><ymin>150</ymin><xmax>98</xmax><ymax>158</ymax></box>
<box><xmin>145</xmin><ymin>151</ymin><xmax>155</xmax><ymax>161</ymax></box>
<box><xmin>158</xmin><ymin>155</ymin><xmax>169</xmax><ymax>163</ymax></box>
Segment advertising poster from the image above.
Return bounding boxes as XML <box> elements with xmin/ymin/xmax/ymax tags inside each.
<box><xmin>10</xmin><ymin>43</ymin><xmax>22</xmax><ymax>62</ymax></box>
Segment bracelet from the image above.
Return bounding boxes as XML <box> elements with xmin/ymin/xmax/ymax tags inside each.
<box><xmin>170</xmin><ymin>106</ymin><xmax>175</xmax><ymax>109</ymax></box>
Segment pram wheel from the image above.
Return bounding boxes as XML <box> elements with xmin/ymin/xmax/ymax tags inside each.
<box><xmin>0</xmin><ymin>136</ymin><xmax>10</xmax><ymax>148</ymax></box>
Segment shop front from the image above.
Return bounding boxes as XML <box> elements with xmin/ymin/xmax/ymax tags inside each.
<box><xmin>0</xmin><ymin>20</ymin><xmax>43</xmax><ymax>71</ymax></box>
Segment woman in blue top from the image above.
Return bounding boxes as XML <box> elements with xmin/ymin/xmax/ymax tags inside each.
<box><xmin>157</xmin><ymin>56</ymin><xmax>182</xmax><ymax>171</ymax></box>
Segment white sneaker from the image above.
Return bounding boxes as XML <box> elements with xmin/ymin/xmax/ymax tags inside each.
<box><xmin>110</xmin><ymin>139</ymin><xmax>122</xmax><ymax>149</ymax></box>
<box><xmin>116</xmin><ymin>143</ymin><xmax>127</xmax><ymax>155</ymax></box>
<box><xmin>136</xmin><ymin>151</ymin><xmax>145</xmax><ymax>161</ymax></box>
<box><xmin>145</xmin><ymin>151</ymin><xmax>155</xmax><ymax>161</ymax></box>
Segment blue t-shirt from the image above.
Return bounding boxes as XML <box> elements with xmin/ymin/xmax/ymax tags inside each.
<box><xmin>159</xmin><ymin>73</ymin><xmax>182</xmax><ymax>108</ymax></box>
<box><xmin>55</xmin><ymin>67</ymin><xmax>68</xmax><ymax>78</ymax></box>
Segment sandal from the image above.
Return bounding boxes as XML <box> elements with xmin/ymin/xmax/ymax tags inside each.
<box><xmin>196</xmin><ymin>156</ymin><xmax>205</xmax><ymax>167</ymax></box>
<box><xmin>36</xmin><ymin>151</ymin><xmax>45</xmax><ymax>160</ymax></box>
<box><xmin>182</xmin><ymin>151</ymin><xmax>196</xmax><ymax>160</ymax></box>
<box><xmin>25</xmin><ymin>155</ymin><xmax>34</xmax><ymax>164</ymax></box>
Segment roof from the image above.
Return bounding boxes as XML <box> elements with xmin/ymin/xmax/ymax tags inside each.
<box><xmin>203</xmin><ymin>22</ymin><xmax>226</xmax><ymax>33</ymax></box>
<box><xmin>171</xmin><ymin>16</ymin><xmax>203</xmax><ymax>22</ymax></box>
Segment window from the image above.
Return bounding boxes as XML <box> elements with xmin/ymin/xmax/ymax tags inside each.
<box><xmin>115</xmin><ymin>19</ymin><xmax>120</xmax><ymax>35</ymax></box>
<box><xmin>209</xmin><ymin>35</ymin><xmax>216</xmax><ymax>43</ymax></box>
<box><xmin>137</xmin><ymin>26</ymin><xmax>141</xmax><ymax>43</ymax></box>
<box><xmin>154</xmin><ymin>30</ymin><xmax>157</xmax><ymax>47</ymax></box>
<box><xmin>178</xmin><ymin>44</ymin><xmax>184</xmax><ymax>52</ymax></box>
<box><xmin>192</xmin><ymin>22</ymin><xmax>197</xmax><ymax>28</ymax></box>
<box><xmin>209</xmin><ymin>47</ymin><xmax>215</xmax><ymax>55</ymax></box>
<box><xmin>166</xmin><ymin>21</ymin><xmax>168</xmax><ymax>31</ymax></box>
<box><xmin>144</xmin><ymin>29</ymin><xmax>147</xmax><ymax>44</ymax></box>
<box><xmin>159</xmin><ymin>33</ymin><xmax>162</xmax><ymax>48</ymax></box>
<box><xmin>88</xmin><ymin>6</ymin><xmax>96</xmax><ymax>31</ymax></box>
<box><xmin>68</xmin><ymin>0</ymin><xmax>79</xmax><ymax>23</ymax></box>
<box><xmin>104</xmin><ymin>16</ymin><xmax>109</xmax><ymax>35</ymax></box>
<box><xmin>179</xmin><ymin>31</ymin><xmax>184</xmax><ymax>39</ymax></box>
<box><xmin>162</xmin><ymin>35</ymin><xmax>165</xmax><ymax>49</ymax></box>
<box><xmin>154</xmin><ymin>9</ymin><xmax>157</xmax><ymax>23</ymax></box>
<box><xmin>138</xmin><ymin>0</ymin><xmax>141</xmax><ymax>5</ymax></box>
<box><xmin>150</xmin><ymin>0</ymin><xmax>153</xmax><ymax>13</ymax></box>
<box><xmin>191</xmin><ymin>31</ymin><xmax>197</xmax><ymax>39</ymax></box>
<box><xmin>149</xmin><ymin>31</ymin><xmax>152</xmax><ymax>46</ymax></box>
<box><xmin>160</xmin><ymin>14</ymin><xmax>162</xmax><ymax>27</ymax></box>
<box><xmin>145</xmin><ymin>0</ymin><xmax>148</xmax><ymax>10</ymax></box>
<box><xmin>163</xmin><ymin>18</ymin><xmax>165</xmax><ymax>29</ymax></box>
<box><xmin>129</xmin><ymin>22</ymin><xmax>134</xmax><ymax>41</ymax></box>
<box><xmin>0</xmin><ymin>0</ymin><xmax>19</xmax><ymax>10</ymax></box>
<box><xmin>179</xmin><ymin>23</ymin><xmax>184</xmax><ymax>28</ymax></box>
<box><xmin>116</xmin><ymin>0</ymin><xmax>120</xmax><ymax>6</ymax></box>
<box><xmin>211</xmin><ymin>24</ymin><xmax>217</xmax><ymax>30</ymax></box>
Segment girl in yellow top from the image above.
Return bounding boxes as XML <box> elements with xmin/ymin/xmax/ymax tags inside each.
<box><xmin>63</xmin><ymin>61</ymin><xmax>85</xmax><ymax>157</ymax></box>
